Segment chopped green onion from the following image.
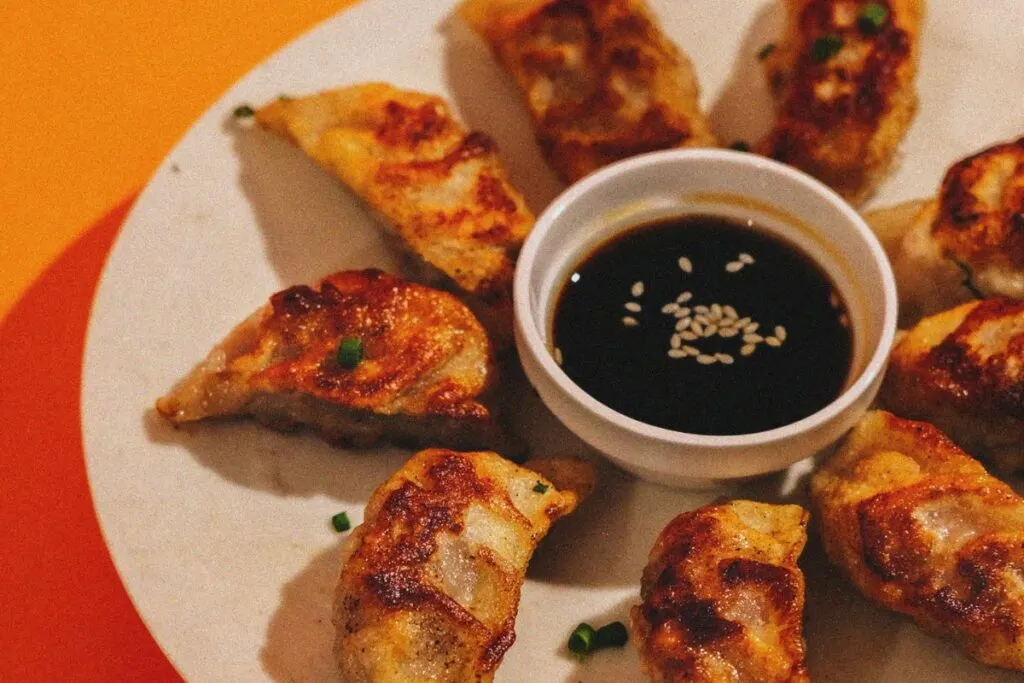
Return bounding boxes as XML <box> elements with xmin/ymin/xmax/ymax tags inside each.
<box><xmin>810</xmin><ymin>35</ymin><xmax>844</xmax><ymax>62</ymax></box>
<box><xmin>568</xmin><ymin>621</ymin><xmax>628</xmax><ymax>657</ymax></box>
<box><xmin>568</xmin><ymin>623</ymin><xmax>597</xmax><ymax>655</ymax></box>
<box><xmin>533</xmin><ymin>481</ymin><xmax>549</xmax><ymax>494</ymax></box>
<box><xmin>331</xmin><ymin>511</ymin><xmax>351</xmax><ymax>532</ymax></box>
<box><xmin>757</xmin><ymin>43</ymin><xmax>776</xmax><ymax>61</ymax></box>
<box><xmin>594</xmin><ymin>621</ymin><xmax>629</xmax><ymax>648</ymax></box>
<box><xmin>233</xmin><ymin>104</ymin><xmax>255</xmax><ymax>118</ymax></box>
<box><xmin>729</xmin><ymin>141</ymin><xmax>752</xmax><ymax>152</ymax></box>
<box><xmin>337</xmin><ymin>337</ymin><xmax>363</xmax><ymax>368</ymax></box>
<box><xmin>859</xmin><ymin>2</ymin><xmax>889</xmax><ymax>33</ymax></box>
<box><xmin>951</xmin><ymin>259</ymin><xmax>985</xmax><ymax>299</ymax></box>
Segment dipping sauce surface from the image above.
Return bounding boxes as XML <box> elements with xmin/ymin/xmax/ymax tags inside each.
<box><xmin>552</xmin><ymin>214</ymin><xmax>853</xmax><ymax>435</ymax></box>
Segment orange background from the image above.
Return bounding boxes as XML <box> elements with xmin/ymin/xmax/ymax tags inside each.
<box><xmin>0</xmin><ymin>1</ymin><xmax>353</xmax><ymax>323</ymax></box>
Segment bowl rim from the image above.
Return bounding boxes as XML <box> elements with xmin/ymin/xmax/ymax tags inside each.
<box><xmin>513</xmin><ymin>148</ymin><xmax>898</xmax><ymax>449</ymax></box>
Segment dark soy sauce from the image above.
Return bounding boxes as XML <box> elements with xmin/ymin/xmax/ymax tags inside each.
<box><xmin>552</xmin><ymin>214</ymin><xmax>853</xmax><ymax>435</ymax></box>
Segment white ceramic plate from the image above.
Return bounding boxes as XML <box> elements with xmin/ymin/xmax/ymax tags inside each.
<box><xmin>82</xmin><ymin>1</ymin><xmax>1024</xmax><ymax>680</ymax></box>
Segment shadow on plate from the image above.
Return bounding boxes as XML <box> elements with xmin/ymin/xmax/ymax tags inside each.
<box><xmin>144</xmin><ymin>408</ymin><xmax>407</xmax><ymax>502</ymax></box>
<box><xmin>226</xmin><ymin>118</ymin><xmax>406</xmax><ymax>287</ymax></box>
<box><xmin>530</xmin><ymin>464</ymin><xmax>718</xmax><ymax>589</ymax></box>
<box><xmin>261</xmin><ymin>540</ymin><xmax>345</xmax><ymax>683</ymax></box>
<box><xmin>799</xmin><ymin>532</ymin><xmax>901</xmax><ymax>682</ymax></box>
<box><xmin>706</xmin><ymin>2</ymin><xmax>779</xmax><ymax>150</ymax></box>
<box><xmin>799</xmin><ymin>528</ymin><xmax>1022</xmax><ymax>682</ymax></box>
<box><xmin>439</xmin><ymin>14</ymin><xmax>565</xmax><ymax>216</ymax></box>
<box><xmin>531</xmin><ymin>453</ymin><xmax>825</xmax><ymax>589</ymax></box>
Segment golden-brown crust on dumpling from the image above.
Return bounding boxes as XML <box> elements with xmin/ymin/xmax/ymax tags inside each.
<box><xmin>931</xmin><ymin>137</ymin><xmax>1024</xmax><ymax>270</ymax></box>
<box><xmin>881</xmin><ymin>297</ymin><xmax>1024</xmax><ymax>470</ymax></box>
<box><xmin>631</xmin><ymin>499</ymin><xmax>810</xmax><ymax>682</ymax></box>
<box><xmin>811</xmin><ymin>410</ymin><xmax>1024</xmax><ymax>670</ymax></box>
<box><xmin>459</xmin><ymin>0</ymin><xmax>717</xmax><ymax>183</ymax></box>
<box><xmin>866</xmin><ymin>137</ymin><xmax>1024</xmax><ymax>324</ymax></box>
<box><xmin>255</xmin><ymin>84</ymin><xmax>534</xmax><ymax>338</ymax></box>
<box><xmin>335</xmin><ymin>448</ymin><xmax>594</xmax><ymax>682</ymax></box>
<box><xmin>758</xmin><ymin>0</ymin><xmax>922</xmax><ymax>203</ymax></box>
<box><xmin>156</xmin><ymin>269</ymin><xmax>508</xmax><ymax>450</ymax></box>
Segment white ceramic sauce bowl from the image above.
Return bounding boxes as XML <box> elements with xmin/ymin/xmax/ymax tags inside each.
<box><xmin>513</xmin><ymin>149</ymin><xmax>897</xmax><ymax>488</ymax></box>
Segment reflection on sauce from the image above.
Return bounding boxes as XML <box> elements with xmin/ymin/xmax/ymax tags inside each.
<box><xmin>552</xmin><ymin>214</ymin><xmax>853</xmax><ymax>435</ymax></box>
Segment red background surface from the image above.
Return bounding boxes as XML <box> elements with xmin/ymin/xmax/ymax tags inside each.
<box><xmin>0</xmin><ymin>199</ymin><xmax>183</xmax><ymax>680</ymax></box>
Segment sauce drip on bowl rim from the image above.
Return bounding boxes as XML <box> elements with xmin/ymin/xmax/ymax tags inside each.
<box><xmin>551</xmin><ymin>214</ymin><xmax>853</xmax><ymax>436</ymax></box>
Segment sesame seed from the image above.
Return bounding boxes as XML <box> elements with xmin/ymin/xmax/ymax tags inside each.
<box><xmin>682</xmin><ymin>345</ymin><xmax>699</xmax><ymax>356</ymax></box>
<box><xmin>720</xmin><ymin>327</ymin><xmax>739</xmax><ymax>338</ymax></box>
<box><xmin>724</xmin><ymin>305</ymin><xmax>738</xmax><ymax>319</ymax></box>
<box><xmin>676</xmin><ymin>318</ymin><xmax>692</xmax><ymax>331</ymax></box>
<box><xmin>622</xmin><ymin>316</ymin><xmax>639</xmax><ymax>327</ymax></box>
<box><xmin>741</xmin><ymin>344</ymin><xmax>756</xmax><ymax>356</ymax></box>
<box><xmin>829</xmin><ymin>292</ymin><xmax>840</xmax><ymax>308</ymax></box>
<box><xmin>743</xmin><ymin>334</ymin><xmax>763</xmax><ymax>344</ymax></box>
<box><xmin>839</xmin><ymin>313</ymin><xmax>850</xmax><ymax>328</ymax></box>
<box><xmin>696</xmin><ymin>354</ymin><xmax>717</xmax><ymax>365</ymax></box>
<box><xmin>670</xmin><ymin>334</ymin><xmax>682</xmax><ymax>349</ymax></box>
<box><xmin>695</xmin><ymin>314</ymin><xmax>710</xmax><ymax>325</ymax></box>
<box><xmin>676</xmin><ymin>307</ymin><xmax>691</xmax><ymax>318</ymax></box>
<box><xmin>775</xmin><ymin>325</ymin><xmax>787</xmax><ymax>341</ymax></box>
<box><xmin>632</xmin><ymin>281</ymin><xmax>645</xmax><ymax>297</ymax></box>
<box><xmin>739</xmin><ymin>253</ymin><xmax>755</xmax><ymax>264</ymax></box>
<box><xmin>677</xmin><ymin>291</ymin><xmax>693</xmax><ymax>303</ymax></box>
<box><xmin>694</xmin><ymin>305</ymin><xmax>709</xmax><ymax>314</ymax></box>
<box><xmin>553</xmin><ymin>347</ymin><xmax>563</xmax><ymax>365</ymax></box>
<box><xmin>678</xmin><ymin>256</ymin><xmax>693</xmax><ymax>273</ymax></box>
<box><xmin>704</xmin><ymin>324</ymin><xmax>718</xmax><ymax>337</ymax></box>
<box><xmin>668</xmin><ymin>349</ymin><xmax>687</xmax><ymax>359</ymax></box>
<box><xmin>765</xmin><ymin>336</ymin><xmax>782</xmax><ymax>347</ymax></box>
<box><xmin>744</xmin><ymin>322</ymin><xmax>759</xmax><ymax>333</ymax></box>
<box><xmin>691</xmin><ymin>321</ymin><xmax>705</xmax><ymax>336</ymax></box>
<box><xmin>681</xmin><ymin>331</ymin><xmax>698</xmax><ymax>341</ymax></box>
<box><xmin>716</xmin><ymin>353</ymin><xmax>735</xmax><ymax>364</ymax></box>
<box><xmin>711</xmin><ymin>303</ymin><xmax>723</xmax><ymax>318</ymax></box>
<box><xmin>624</xmin><ymin>301</ymin><xmax>642</xmax><ymax>313</ymax></box>
<box><xmin>736</xmin><ymin>317</ymin><xmax>751</xmax><ymax>328</ymax></box>
<box><xmin>726</xmin><ymin>261</ymin><xmax>743</xmax><ymax>273</ymax></box>
<box><xmin>661</xmin><ymin>302</ymin><xmax>679</xmax><ymax>314</ymax></box>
